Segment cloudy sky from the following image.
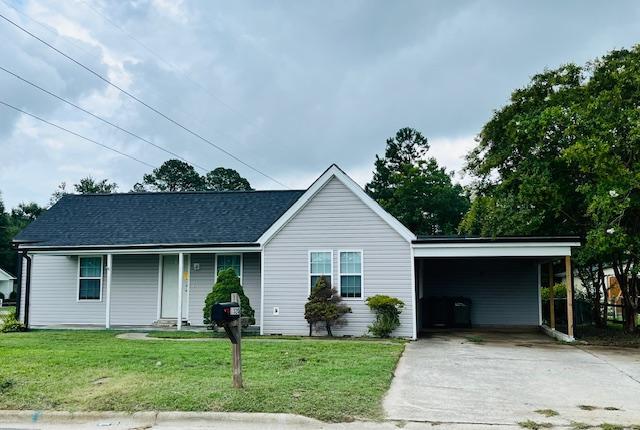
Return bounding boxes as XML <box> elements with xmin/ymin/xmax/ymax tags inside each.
<box><xmin>1</xmin><ymin>0</ymin><xmax>639</xmax><ymax>209</ymax></box>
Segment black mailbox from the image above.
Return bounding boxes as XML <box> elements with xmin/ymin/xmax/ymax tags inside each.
<box><xmin>212</xmin><ymin>301</ymin><xmax>240</xmax><ymax>325</ymax></box>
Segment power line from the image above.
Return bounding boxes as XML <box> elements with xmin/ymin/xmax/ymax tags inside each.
<box><xmin>0</xmin><ymin>65</ymin><xmax>210</xmax><ymax>173</ymax></box>
<box><xmin>0</xmin><ymin>100</ymin><xmax>158</xmax><ymax>169</ymax></box>
<box><xmin>0</xmin><ymin>11</ymin><xmax>289</xmax><ymax>189</ymax></box>
<box><xmin>77</xmin><ymin>0</ymin><xmax>243</xmax><ymax>117</ymax></box>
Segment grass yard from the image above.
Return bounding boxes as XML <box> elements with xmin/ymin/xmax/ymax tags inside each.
<box><xmin>0</xmin><ymin>330</ymin><xmax>405</xmax><ymax>421</ymax></box>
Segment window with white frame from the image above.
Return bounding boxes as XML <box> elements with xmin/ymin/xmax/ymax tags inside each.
<box><xmin>339</xmin><ymin>251</ymin><xmax>362</xmax><ymax>298</ymax></box>
<box><xmin>309</xmin><ymin>251</ymin><xmax>332</xmax><ymax>290</ymax></box>
<box><xmin>78</xmin><ymin>256</ymin><xmax>102</xmax><ymax>300</ymax></box>
<box><xmin>216</xmin><ymin>254</ymin><xmax>241</xmax><ymax>278</ymax></box>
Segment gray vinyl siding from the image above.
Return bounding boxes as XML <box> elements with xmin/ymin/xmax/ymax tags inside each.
<box><xmin>187</xmin><ymin>252</ymin><xmax>261</xmax><ymax>327</ymax></box>
<box><xmin>262</xmin><ymin>176</ymin><xmax>413</xmax><ymax>337</ymax></box>
<box><xmin>29</xmin><ymin>254</ymin><xmax>106</xmax><ymax>326</ymax></box>
<box><xmin>188</xmin><ymin>254</ymin><xmax>215</xmax><ymax>326</ymax></box>
<box><xmin>110</xmin><ymin>255</ymin><xmax>159</xmax><ymax>326</ymax></box>
<box><xmin>418</xmin><ymin>258</ymin><xmax>539</xmax><ymax>327</ymax></box>
<box><xmin>242</xmin><ymin>253</ymin><xmax>261</xmax><ymax>325</ymax></box>
<box><xmin>22</xmin><ymin>252</ymin><xmax>261</xmax><ymax>328</ymax></box>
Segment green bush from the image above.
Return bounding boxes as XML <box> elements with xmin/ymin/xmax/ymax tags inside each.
<box><xmin>203</xmin><ymin>268</ymin><xmax>255</xmax><ymax>328</ymax></box>
<box><xmin>366</xmin><ymin>295</ymin><xmax>404</xmax><ymax>337</ymax></box>
<box><xmin>0</xmin><ymin>292</ymin><xmax>4</xmax><ymax>300</ymax></box>
<box><xmin>8</xmin><ymin>291</ymin><xmax>16</xmax><ymax>301</ymax></box>
<box><xmin>541</xmin><ymin>283</ymin><xmax>567</xmax><ymax>300</ymax></box>
<box><xmin>0</xmin><ymin>308</ymin><xmax>25</xmax><ymax>333</ymax></box>
<box><xmin>304</xmin><ymin>276</ymin><xmax>351</xmax><ymax>336</ymax></box>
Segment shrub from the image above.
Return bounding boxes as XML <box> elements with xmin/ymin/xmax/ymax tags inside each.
<box><xmin>203</xmin><ymin>268</ymin><xmax>255</xmax><ymax>328</ymax></box>
<box><xmin>0</xmin><ymin>309</ymin><xmax>25</xmax><ymax>333</ymax></box>
<box><xmin>304</xmin><ymin>276</ymin><xmax>351</xmax><ymax>336</ymax></box>
<box><xmin>0</xmin><ymin>292</ymin><xmax>4</xmax><ymax>300</ymax></box>
<box><xmin>541</xmin><ymin>283</ymin><xmax>567</xmax><ymax>300</ymax></box>
<box><xmin>366</xmin><ymin>295</ymin><xmax>404</xmax><ymax>337</ymax></box>
<box><xmin>8</xmin><ymin>291</ymin><xmax>16</xmax><ymax>301</ymax></box>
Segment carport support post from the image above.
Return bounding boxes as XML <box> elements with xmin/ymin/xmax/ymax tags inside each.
<box><xmin>548</xmin><ymin>262</ymin><xmax>555</xmax><ymax>330</ymax></box>
<box><xmin>565</xmin><ymin>255</ymin><xmax>574</xmax><ymax>339</ymax></box>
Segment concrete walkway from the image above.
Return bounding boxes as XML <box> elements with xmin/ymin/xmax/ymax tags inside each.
<box><xmin>384</xmin><ymin>332</ymin><xmax>640</xmax><ymax>426</ymax></box>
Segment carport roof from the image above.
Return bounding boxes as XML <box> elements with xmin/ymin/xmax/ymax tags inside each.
<box><xmin>413</xmin><ymin>235</ymin><xmax>581</xmax><ymax>244</ymax></box>
<box><xmin>412</xmin><ymin>236</ymin><xmax>581</xmax><ymax>258</ymax></box>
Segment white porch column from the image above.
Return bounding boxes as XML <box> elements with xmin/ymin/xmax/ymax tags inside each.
<box><xmin>105</xmin><ymin>254</ymin><xmax>113</xmax><ymax>329</ymax></box>
<box><xmin>177</xmin><ymin>252</ymin><xmax>184</xmax><ymax>330</ymax></box>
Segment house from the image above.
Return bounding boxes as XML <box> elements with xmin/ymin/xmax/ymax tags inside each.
<box><xmin>0</xmin><ymin>267</ymin><xmax>16</xmax><ymax>300</ymax></box>
<box><xmin>12</xmin><ymin>165</ymin><xmax>581</xmax><ymax>339</ymax></box>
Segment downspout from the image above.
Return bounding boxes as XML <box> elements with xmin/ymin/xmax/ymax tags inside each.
<box><xmin>14</xmin><ymin>251</ymin><xmax>23</xmax><ymax>320</ymax></box>
<box><xmin>22</xmin><ymin>252</ymin><xmax>32</xmax><ymax>328</ymax></box>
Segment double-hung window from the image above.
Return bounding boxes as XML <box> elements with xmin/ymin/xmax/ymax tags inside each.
<box><xmin>339</xmin><ymin>251</ymin><xmax>362</xmax><ymax>299</ymax></box>
<box><xmin>309</xmin><ymin>251</ymin><xmax>332</xmax><ymax>291</ymax></box>
<box><xmin>78</xmin><ymin>256</ymin><xmax>103</xmax><ymax>301</ymax></box>
<box><xmin>216</xmin><ymin>254</ymin><xmax>242</xmax><ymax>279</ymax></box>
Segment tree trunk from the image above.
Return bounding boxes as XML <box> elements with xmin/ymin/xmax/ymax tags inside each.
<box><xmin>309</xmin><ymin>323</ymin><xmax>313</xmax><ymax>337</ymax></box>
<box><xmin>612</xmin><ymin>256</ymin><xmax>638</xmax><ymax>333</ymax></box>
<box><xmin>325</xmin><ymin>322</ymin><xmax>333</xmax><ymax>337</ymax></box>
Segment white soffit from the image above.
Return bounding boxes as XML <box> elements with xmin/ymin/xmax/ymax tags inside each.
<box><xmin>412</xmin><ymin>242</ymin><xmax>580</xmax><ymax>258</ymax></box>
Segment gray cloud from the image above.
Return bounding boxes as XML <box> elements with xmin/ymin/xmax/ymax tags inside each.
<box><xmin>1</xmin><ymin>0</ymin><xmax>639</xmax><ymax>208</ymax></box>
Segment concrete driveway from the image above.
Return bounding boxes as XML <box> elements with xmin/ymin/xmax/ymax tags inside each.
<box><xmin>384</xmin><ymin>331</ymin><xmax>640</xmax><ymax>426</ymax></box>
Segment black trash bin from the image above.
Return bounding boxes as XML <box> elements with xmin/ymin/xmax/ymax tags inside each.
<box><xmin>452</xmin><ymin>297</ymin><xmax>472</xmax><ymax>328</ymax></box>
<box><xmin>426</xmin><ymin>296</ymin><xmax>453</xmax><ymax>327</ymax></box>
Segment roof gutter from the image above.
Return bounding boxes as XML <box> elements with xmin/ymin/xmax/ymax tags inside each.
<box><xmin>14</xmin><ymin>242</ymin><xmax>261</xmax><ymax>252</ymax></box>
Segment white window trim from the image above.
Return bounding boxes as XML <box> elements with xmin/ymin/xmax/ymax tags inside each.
<box><xmin>77</xmin><ymin>255</ymin><xmax>103</xmax><ymax>302</ymax></box>
<box><xmin>308</xmin><ymin>250</ymin><xmax>334</xmax><ymax>295</ymax></box>
<box><xmin>338</xmin><ymin>249</ymin><xmax>364</xmax><ymax>300</ymax></box>
<box><xmin>214</xmin><ymin>253</ymin><xmax>243</xmax><ymax>285</ymax></box>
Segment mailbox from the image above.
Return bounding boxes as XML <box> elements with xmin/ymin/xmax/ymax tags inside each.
<box><xmin>212</xmin><ymin>301</ymin><xmax>240</xmax><ymax>325</ymax></box>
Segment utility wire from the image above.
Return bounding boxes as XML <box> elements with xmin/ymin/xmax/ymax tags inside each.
<box><xmin>0</xmin><ymin>65</ymin><xmax>209</xmax><ymax>173</ymax></box>
<box><xmin>0</xmin><ymin>12</ymin><xmax>289</xmax><ymax>189</ymax></box>
<box><xmin>77</xmin><ymin>0</ymin><xmax>242</xmax><ymax>117</ymax></box>
<box><xmin>0</xmin><ymin>100</ymin><xmax>157</xmax><ymax>169</ymax></box>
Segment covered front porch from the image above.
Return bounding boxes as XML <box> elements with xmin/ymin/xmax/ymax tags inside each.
<box><xmin>19</xmin><ymin>248</ymin><xmax>261</xmax><ymax>330</ymax></box>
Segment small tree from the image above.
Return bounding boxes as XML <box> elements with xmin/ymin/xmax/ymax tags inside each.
<box><xmin>366</xmin><ymin>295</ymin><xmax>405</xmax><ymax>337</ymax></box>
<box><xmin>203</xmin><ymin>268</ymin><xmax>255</xmax><ymax>328</ymax></box>
<box><xmin>304</xmin><ymin>276</ymin><xmax>351</xmax><ymax>336</ymax></box>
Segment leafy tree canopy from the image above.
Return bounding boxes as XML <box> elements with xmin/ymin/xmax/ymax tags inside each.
<box><xmin>205</xmin><ymin>167</ymin><xmax>253</xmax><ymax>191</ymax></box>
<box><xmin>133</xmin><ymin>159</ymin><xmax>253</xmax><ymax>192</ymax></box>
<box><xmin>461</xmin><ymin>45</ymin><xmax>640</xmax><ymax>331</ymax></box>
<box><xmin>51</xmin><ymin>177</ymin><xmax>119</xmax><ymax>205</ymax></box>
<box><xmin>134</xmin><ymin>159</ymin><xmax>204</xmax><ymax>192</ymax></box>
<box><xmin>366</xmin><ymin>128</ymin><xmax>469</xmax><ymax>235</ymax></box>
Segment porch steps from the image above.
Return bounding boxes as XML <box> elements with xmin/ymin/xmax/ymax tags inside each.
<box><xmin>152</xmin><ymin>319</ymin><xmax>189</xmax><ymax>328</ymax></box>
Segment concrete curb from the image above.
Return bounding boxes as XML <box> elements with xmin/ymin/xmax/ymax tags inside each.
<box><xmin>0</xmin><ymin>410</ymin><xmax>322</xmax><ymax>427</ymax></box>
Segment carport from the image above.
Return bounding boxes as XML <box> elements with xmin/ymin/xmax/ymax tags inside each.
<box><xmin>412</xmin><ymin>236</ymin><xmax>581</xmax><ymax>340</ymax></box>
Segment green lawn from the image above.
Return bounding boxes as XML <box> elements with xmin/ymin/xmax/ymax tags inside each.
<box><xmin>0</xmin><ymin>330</ymin><xmax>405</xmax><ymax>421</ymax></box>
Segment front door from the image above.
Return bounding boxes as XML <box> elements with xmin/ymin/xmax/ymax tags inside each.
<box><xmin>161</xmin><ymin>255</ymin><xmax>189</xmax><ymax>319</ymax></box>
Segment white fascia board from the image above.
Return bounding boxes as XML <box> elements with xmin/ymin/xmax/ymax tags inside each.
<box><xmin>0</xmin><ymin>268</ymin><xmax>16</xmax><ymax>279</ymax></box>
<box><xmin>412</xmin><ymin>242</ymin><xmax>579</xmax><ymax>258</ymax></box>
<box><xmin>27</xmin><ymin>246</ymin><xmax>262</xmax><ymax>256</ymax></box>
<box><xmin>257</xmin><ymin>164</ymin><xmax>416</xmax><ymax>245</ymax></box>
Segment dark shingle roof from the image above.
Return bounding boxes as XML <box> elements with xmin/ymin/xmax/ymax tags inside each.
<box><xmin>14</xmin><ymin>190</ymin><xmax>305</xmax><ymax>248</ymax></box>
